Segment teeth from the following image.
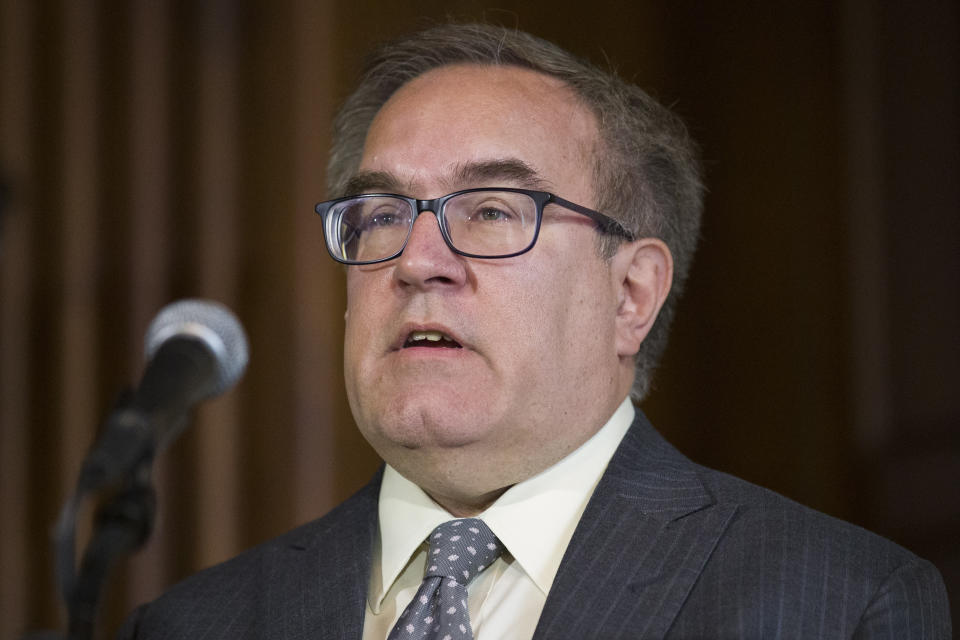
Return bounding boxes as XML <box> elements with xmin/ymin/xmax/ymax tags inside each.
<box><xmin>410</xmin><ymin>331</ymin><xmax>447</xmax><ymax>342</ymax></box>
<box><xmin>403</xmin><ymin>329</ymin><xmax>463</xmax><ymax>349</ymax></box>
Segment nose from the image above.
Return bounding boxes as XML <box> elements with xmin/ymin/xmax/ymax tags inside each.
<box><xmin>393</xmin><ymin>211</ymin><xmax>468</xmax><ymax>290</ymax></box>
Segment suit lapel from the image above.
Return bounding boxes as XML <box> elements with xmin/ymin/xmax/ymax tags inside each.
<box><xmin>533</xmin><ymin>412</ymin><xmax>737</xmax><ymax>640</ymax></box>
<box><xmin>267</xmin><ymin>472</ymin><xmax>380</xmax><ymax>640</ymax></box>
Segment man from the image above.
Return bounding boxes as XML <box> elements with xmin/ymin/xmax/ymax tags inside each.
<box><xmin>119</xmin><ymin>23</ymin><xmax>951</xmax><ymax>639</ymax></box>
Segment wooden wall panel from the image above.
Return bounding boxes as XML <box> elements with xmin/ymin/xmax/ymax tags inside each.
<box><xmin>124</xmin><ymin>0</ymin><xmax>174</xmax><ymax>608</ymax></box>
<box><xmin>290</xmin><ymin>0</ymin><xmax>344</xmax><ymax>524</ymax></box>
<box><xmin>1</xmin><ymin>2</ymin><xmax>37</xmax><ymax>636</ymax></box>
<box><xmin>0</xmin><ymin>0</ymin><xmax>955</xmax><ymax>634</ymax></box>
<box><xmin>193</xmin><ymin>0</ymin><xmax>243</xmax><ymax>569</ymax></box>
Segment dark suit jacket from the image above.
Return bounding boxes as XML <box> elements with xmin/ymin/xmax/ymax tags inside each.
<box><xmin>117</xmin><ymin>412</ymin><xmax>951</xmax><ymax>639</ymax></box>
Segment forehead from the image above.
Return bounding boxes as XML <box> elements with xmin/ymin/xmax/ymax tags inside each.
<box><xmin>357</xmin><ymin>64</ymin><xmax>599</xmax><ymax>199</ymax></box>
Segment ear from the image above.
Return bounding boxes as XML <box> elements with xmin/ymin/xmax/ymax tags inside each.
<box><xmin>610</xmin><ymin>238</ymin><xmax>673</xmax><ymax>357</ymax></box>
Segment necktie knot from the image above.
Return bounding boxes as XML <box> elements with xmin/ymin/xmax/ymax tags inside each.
<box><xmin>386</xmin><ymin>518</ymin><xmax>503</xmax><ymax>640</ymax></box>
<box><xmin>424</xmin><ymin>519</ymin><xmax>503</xmax><ymax>585</ymax></box>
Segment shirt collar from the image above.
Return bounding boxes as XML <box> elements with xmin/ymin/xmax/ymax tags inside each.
<box><xmin>373</xmin><ymin>466</ymin><xmax>455</xmax><ymax>611</ymax></box>
<box><xmin>371</xmin><ymin>397</ymin><xmax>635</xmax><ymax>608</ymax></box>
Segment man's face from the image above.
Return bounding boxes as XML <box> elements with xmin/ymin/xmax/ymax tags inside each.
<box><xmin>343</xmin><ymin>64</ymin><xmax>635</xmax><ymax>513</ymax></box>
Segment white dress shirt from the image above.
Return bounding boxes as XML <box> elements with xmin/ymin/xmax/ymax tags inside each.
<box><xmin>362</xmin><ymin>398</ymin><xmax>635</xmax><ymax>640</ymax></box>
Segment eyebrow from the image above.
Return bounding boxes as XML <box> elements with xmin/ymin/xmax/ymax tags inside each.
<box><xmin>342</xmin><ymin>171</ymin><xmax>406</xmax><ymax>195</ymax></box>
<box><xmin>343</xmin><ymin>158</ymin><xmax>553</xmax><ymax>196</ymax></box>
<box><xmin>452</xmin><ymin>159</ymin><xmax>552</xmax><ymax>190</ymax></box>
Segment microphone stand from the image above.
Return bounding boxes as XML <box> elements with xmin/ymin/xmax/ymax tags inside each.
<box><xmin>63</xmin><ymin>461</ymin><xmax>156</xmax><ymax>640</ymax></box>
<box><xmin>27</xmin><ymin>298</ymin><xmax>247</xmax><ymax>640</ymax></box>
<box><xmin>33</xmin><ymin>391</ymin><xmax>162</xmax><ymax>640</ymax></box>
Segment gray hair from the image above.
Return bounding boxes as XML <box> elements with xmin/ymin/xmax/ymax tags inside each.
<box><xmin>327</xmin><ymin>23</ymin><xmax>703</xmax><ymax>400</ymax></box>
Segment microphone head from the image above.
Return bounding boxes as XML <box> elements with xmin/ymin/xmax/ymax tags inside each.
<box><xmin>145</xmin><ymin>299</ymin><xmax>249</xmax><ymax>396</ymax></box>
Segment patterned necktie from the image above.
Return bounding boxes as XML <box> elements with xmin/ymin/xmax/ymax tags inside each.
<box><xmin>386</xmin><ymin>518</ymin><xmax>503</xmax><ymax>640</ymax></box>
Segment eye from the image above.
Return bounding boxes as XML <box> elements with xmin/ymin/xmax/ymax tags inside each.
<box><xmin>364</xmin><ymin>203</ymin><xmax>409</xmax><ymax>229</ymax></box>
<box><xmin>369</xmin><ymin>212</ymin><xmax>400</xmax><ymax>227</ymax></box>
<box><xmin>446</xmin><ymin>191</ymin><xmax>532</xmax><ymax>230</ymax></box>
<box><xmin>475</xmin><ymin>206</ymin><xmax>512</xmax><ymax>222</ymax></box>
<box><xmin>465</xmin><ymin>198</ymin><xmax>521</xmax><ymax>223</ymax></box>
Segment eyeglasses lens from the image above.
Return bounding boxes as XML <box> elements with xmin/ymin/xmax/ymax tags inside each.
<box><xmin>337</xmin><ymin>197</ymin><xmax>414</xmax><ymax>263</ymax></box>
<box><xmin>444</xmin><ymin>191</ymin><xmax>538</xmax><ymax>257</ymax></box>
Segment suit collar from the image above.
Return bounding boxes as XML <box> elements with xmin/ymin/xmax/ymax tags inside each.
<box><xmin>534</xmin><ymin>410</ymin><xmax>737</xmax><ymax>639</ymax></box>
<box><xmin>596</xmin><ymin>409</ymin><xmax>718</xmax><ymax>519</ymax></box>
<box><xmin>269</xmin><ymin>469</ymin><xmax>381</xmax><ymax>640</ymax></box>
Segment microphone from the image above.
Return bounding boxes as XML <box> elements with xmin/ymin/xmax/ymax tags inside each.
<box><xmin>138</xmin><ymin>298</ymin><xmax>248</xmax><ymax>448</ymax></box>
<box><xmin>79</xmin><ymin>299</ymin><xmax>248</xmax><ymax>490</ymax></box>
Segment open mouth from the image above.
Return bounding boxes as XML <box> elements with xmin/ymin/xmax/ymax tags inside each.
<box><xmin>403</xmin><ymin>330</ymin><xmax>463</xmax><ymax>349</ymax></box>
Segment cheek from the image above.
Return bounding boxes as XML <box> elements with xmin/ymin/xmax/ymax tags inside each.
<box><xmin>342</xmin><ymin>276</ymin><xmax>387</xmax><ymax>425</ymax></box>
<box><xmin>500</xmin><ymin>265</ymin><xmax>598</xmax><ymax>369</ymax></box>
<box><xmin>343</xmin><ymin>273</ymin><xmax>383</xmax><ymax>372</ymax></box>
<box><xmin>345</xmin><ymin>270</ymin><xmax>385</xmax><ymax>323</ymax></box>
<box><xmin>540</xmin><ymin>260</ymin><xmax>617</xmax><ymax>361</ymax></box>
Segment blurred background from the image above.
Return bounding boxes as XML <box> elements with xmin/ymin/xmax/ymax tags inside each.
<box><xmin>1</xmin><ymin>0</ymin><xmax>957</xmax><ymax>636</ymax></box>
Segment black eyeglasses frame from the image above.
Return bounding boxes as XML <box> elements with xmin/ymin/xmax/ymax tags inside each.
<box><xmin>314</xmin><ymin>187</ymin><xmax>634</xmax><ymax>265</ymax></box>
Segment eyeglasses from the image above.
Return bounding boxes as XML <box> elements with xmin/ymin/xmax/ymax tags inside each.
<box><xmin>314</xmin><ymin>187</ymin><xmax>632</xmax><ymax>265</ymax></box>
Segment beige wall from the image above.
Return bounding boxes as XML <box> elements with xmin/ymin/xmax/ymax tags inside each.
<box><xmin>1</xmin><ymin>1</ymin><xmax>957</xmax><ymax>635</ymax></box>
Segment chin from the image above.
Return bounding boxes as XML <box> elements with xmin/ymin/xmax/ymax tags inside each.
<box><xmin>362</xmin><ymin>392</ymin><xmax>498</xmax><ymax>452</ymax></box>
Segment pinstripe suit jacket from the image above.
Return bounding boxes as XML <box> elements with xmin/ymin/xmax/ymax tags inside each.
<box><xmin>118</xmin><ymin>412</ymin><xmax>951</xmax><ymax>639</ymax></box>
